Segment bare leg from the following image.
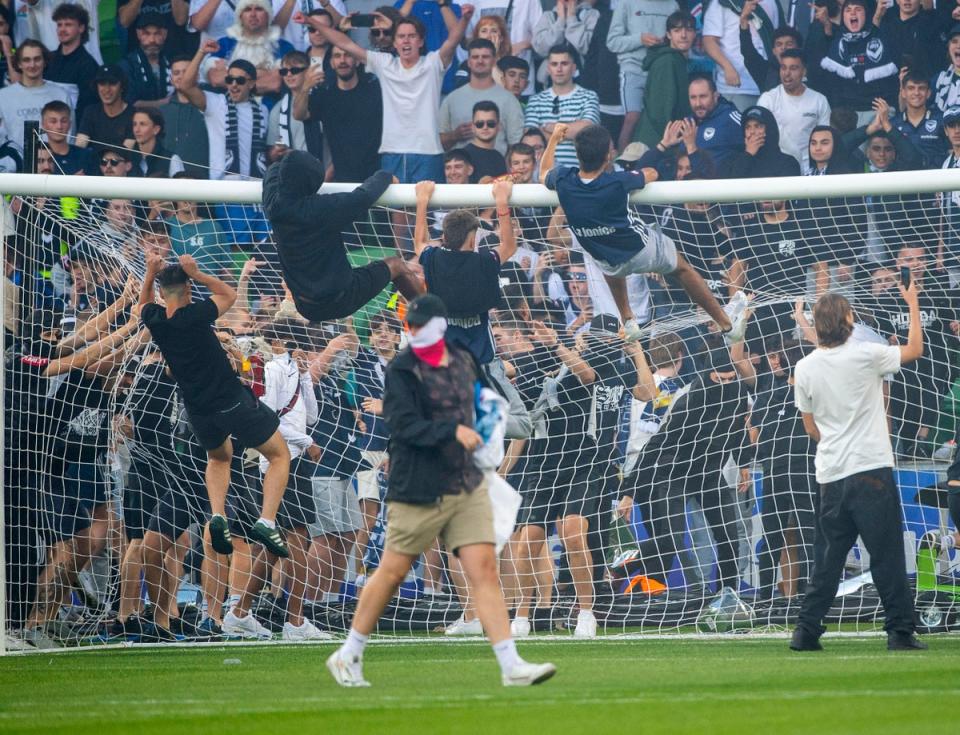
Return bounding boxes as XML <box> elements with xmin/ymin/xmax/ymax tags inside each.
<box><xmin>255</xmin><ymin>432</ymin><xmax>291</xmax><ymax>522</ymax></box>
<box><xmin>355</xmin><ymin>498</ymin><xmax>380</xmax><ymax>573</ymax></box>
<box><xmin>163</xmin><ymin>533</ymin><xmax>189</xmax><ymax>621</ymax></box>
<box><xmin>142</xmin><ymin>531</ymin><xmax>175</xmax><ymax>629</ymax></box>
<box><xmin>601</xmin><ymin>273</ymin><xmax>634</xmax><ymax>325</ymax></box>
<box><xmin>672</xmin><ymin>254</ymin><xmax>732</xmax><ymax>331</ymax></box>
<box><xmin>235</xmin><ymin>547</ymin><xmax>269</xmax><ymax>616</ymax></box>
<box><xmin>118</xmin><ymin>538</ymin><xmax>144</xmax><ymax>622</ymax></box>
<box><xmin>350</xmin><ymin>549</ymin><xmax>417</xmax><ymax>635</ymax></box>
<box><xmin>200</xmin><ymin>528</ymin><xmax>228</xmax><ymax>624</ymax></box>
<box><xmin>457</xmin><ymin>543</ymin><xmax>511</xmax><ymax>645</ymax></box>
<box><xmin>285</xmin><ymin>528</ymin><xmax>310</xmax><ymax>626</ymax></box>
<box><xmin>205</xmin><ymin>440</ymin><xmax>233</xmax><ymax>518</ymax></box>
<box><xmin>421</xmin><ymin>538</ymin><xmax>446</xmax><ymax>593</ymax></box>
<box><xmin>617</xmin><ymin>111</ymin><xmax>641</xmax><ymax>154</ymax></box>
<box><xmin>384</xmin><ymin>256</ymin><xmax>425</xmax><ymax>301</ymax></box>
<box><xmin>447</xmin><ymin>550</ymin><xmax>475</xmax><ymax>621</ymax></box>
<box><xmin>513</xmin><ymin>525</ymin><xmax>546</xmax><ymax>619</ymax></box>
<box><xmin>228</xmin><ymin>538</ymin><xmax>254</xmax><ymax>605</ymax></box>
<box><xmin>559</xmin><ymin>515</ymin><xmax>594</xmax><ymax>613</ymax></box>
<box><xmin>533</xmin><ymin>542</ymin><xmax>555</xmax><ymax>608</ymax></box>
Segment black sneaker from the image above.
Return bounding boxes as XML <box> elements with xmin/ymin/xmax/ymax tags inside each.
<box><xmin>140</xmin><ymin>622</ymin><xmax>177</xmax><ymax>643</ymax></box>
<box><xmin>887</xmin><ymin>632</ymin><xmax>928</xmax><ymax>651</ymax></box>
<box><xmin>251</xmin><ymin>520</ymin><xmax>289</xmax><ymax>558</ymax></box>
<box><xmin>789</xmin><ymin>627</ymin><xmax>823</xmax><ymax>651</ymax></box>
<box><xmin>208</xmin><ymin>514</ymin><xmax>234</xmax><ymax>555</ymax></box>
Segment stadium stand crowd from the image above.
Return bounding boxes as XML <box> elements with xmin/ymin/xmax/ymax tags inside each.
<box><xmin>2</xmin><ymin>0</ymin><xmax>960</xmax><ymax>647</ymax></box>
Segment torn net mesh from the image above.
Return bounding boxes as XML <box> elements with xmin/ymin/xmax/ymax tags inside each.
<box><xmin>4</xmin><ymin>148</ymin><xmax>960</xmax><ymax>646</ymax></box>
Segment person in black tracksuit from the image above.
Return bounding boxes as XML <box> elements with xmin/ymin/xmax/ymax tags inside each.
<box><xmin>261</xmin><ymin>150</ymin><xmax>422</xmax><ymax>322</ymax></box>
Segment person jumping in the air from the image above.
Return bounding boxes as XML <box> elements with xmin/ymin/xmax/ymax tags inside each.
<box><xmin>262</xmin><ymin>150</ymin><xmax>423</xmax><ymax>322</ymax></box>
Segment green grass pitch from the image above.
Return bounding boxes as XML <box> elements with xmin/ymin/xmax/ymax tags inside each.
<box><xmin>1</xmin><ymin>637</ymin><xmax>958</xmax><ymax>734</ymax></box>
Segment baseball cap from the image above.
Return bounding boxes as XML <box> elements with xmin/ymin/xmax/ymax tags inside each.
<box><xmin>404</xmin><ymin>294</ymin><xmax>448</xmax><ymax>327</ymax></box>
<box><xmin>949</xmin><ymin>23</ymin><xmax>960</xmax><ymax>40</ymax></box>
<box><xmin>944</xmin><ymin>107</ymin><xmax>960</xmax><ymax>126</ymax></box>
<box><xmin>590</xmin><ymin>313</ymin><xmax>621</xmax><ymax>336</ymax></box>
<box><xmin>95</xmin><ymin>64</ymin><xmax>126</xmax><ymax>85</ymax></box>
<box><xmin>135</xmin><ymin>13</ymin><xmax>166</xmax><ymax>29</ymax></box>
<box><xmin>616</xmin><ymin>142</ymin><xmax>648</xmax><ymax>164</ymax></box>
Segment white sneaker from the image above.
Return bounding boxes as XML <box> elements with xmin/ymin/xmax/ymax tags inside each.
<box><xmin>574</xmin><ymin>610</ymin><xmax>597</xmax><ymax>638</ymax></box>
<box><xmin>326</xmin><ymin>647</ymin><xmax>371</xmax><ymax>687</ymax></box>
<box><xmin>222</xmin><ymin>609</ymin><xmax>272</xmax><ymax>640</ymax></box>
<box><xmin>282</xmin><ymin>619</ymin><xmax>333</xmax><ymax>642</ymax></box>
<box><xmin>510</xmin><ymin>616</ymin><xmax>531</xmax><ymax>638</ymax></box>
<box><xmin>621</xmin><ymin>318</ymin><xmax>643</xmax><ymax>343</ymax></box>
<box><xmin>723</xmin><ymin>290</ymin><xmax>749</xmax><ymax>343</ymax></box>
<box><xmin>444</xmin><ymin>615</ymin><xmax>483</xmax><ymax>636</ymax></box>
<box><xmin>502</xmin><ymin>660</ymin><xmax>557</xmax><ymax>687</ymax></box>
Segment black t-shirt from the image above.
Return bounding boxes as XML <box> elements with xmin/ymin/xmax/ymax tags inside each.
<box><xmin>78</xmin><ymin>103</ymin><xmax>135</xmax><ymax>151</ymax></box>
<box><xmin>141</xmin><ymin>299</ymin><xmax>245</xmax><ymax>413</ymax></box>
<box><xmin>46</xmin><ymin>46</ymin><xmax>99</xmax><ymax>121</ymax></box>
<box><xmin>463</xmin><ymin>143</ymin><xmax>507</xmax><ymax>182</ymax></box>
<box><xmin>46</xmin><ymin>369</ymin><xmax>110</xmax><ymax>463</ymax></box>
<box><xmin>117</xmin><ymin>0</ymin><xmax>198</xmax><ymax>57</ymax></box>
<box><xmin>125</xmin><ymin>359</ymin><xmax>178</xmax><ymax>451</ymax></box>
<box><xmin>660</xmin><ymin>206</ymin><xmax>732</xmax><ymax>304</ymax></box>
<box><xmin>510</xmin><ymin>343</ymin><xmax>561</xmax><ymax>412</ymax></box>
<box><xmin>733</xmin><ymin>209</ymin><xmax>825</xmax><ymax>294</ymax></box>
<box><xmin>545</xmin><ymin>336</ymin><xmax>636</xmax><ymax>463</ymax></box>
<box><xmin>307</xmin><ymin>74</ymin><xmax>383</xmax><ymax>183</ymax></box>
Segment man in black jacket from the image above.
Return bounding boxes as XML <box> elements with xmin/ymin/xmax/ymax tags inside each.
<box><xmin>325</xmin><ymin>294</ymin><xmax>556</xmax><ymax>689</ymax></box>
<box><xmin>728</xmin><ymin>105</ymin><xmax>801</xmax><ymax>179</ymax></box>
<box><xmin>262</xmin><ymin>150</ymin><xmax>423</xmax><ymax>322</ymax></box>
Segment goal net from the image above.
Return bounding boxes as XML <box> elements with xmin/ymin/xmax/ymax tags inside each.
<box><xmin>3</xmin><ymin>146</ymin><xmax>959</xmax><ymax>651</ymax></box>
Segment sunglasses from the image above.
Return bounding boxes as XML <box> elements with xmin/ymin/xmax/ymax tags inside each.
<box><xmin>370</xmin><ymin>28</ymin><xmax>393</xmax><ymax>37</ymax></box>
<box><xmin>552</xmin><ymin>96</ymin><xmax>560</xmax><ymax>115</ymax></box>
<box><xmin>224</xmin><ymin>75</ymin><xmax>250</xmax><ymax>85</ymax></box>
<box><xmin>474</xmin><ymin>120</ymin><xmax>498</xmax><ymax>129</ymax></box>
<box><xmin>567</xmin><ymin>271</ymin><xmax>587</xmax><ymax>282</ymax></box>
<box><xmin>279</xmin><ymin>67</ymin><xmax>307</xmax><ymax>76</ymax></box>
<box><xmin>100</xmin><ymin>158</ymin><xmax>123</xmax><ymax>167</ymax></box>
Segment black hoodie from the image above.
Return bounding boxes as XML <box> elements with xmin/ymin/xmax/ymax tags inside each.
<box><xmin>261</xmin><ymin>150</ymin><xmax>392</xmax><ymax>309</ymax></box>
<box><xmin>728</xmin><ymin>106</ymin><xmax>802</xmax><ymax>179</ymax></box>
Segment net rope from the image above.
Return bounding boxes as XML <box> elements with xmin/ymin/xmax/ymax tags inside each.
<box><xmin>2</xmin><ymin>135</ymin><xmax>959</xmax><ymax>649</ymax></box>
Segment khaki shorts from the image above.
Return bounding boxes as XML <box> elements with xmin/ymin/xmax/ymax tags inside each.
<box><xmin>356</xmin><ymin>450</ymin><xmax>388</xmax><ymax>501</ymax></box>
<box><xmin>385</xmin><ymin>479</ymin><xmax>495</xmax><ymax>556</ymax></box>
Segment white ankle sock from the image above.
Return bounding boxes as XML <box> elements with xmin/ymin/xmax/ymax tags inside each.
<box><xmin>492</xmin><ymin>638</ymin><xmax>521</xmax><ymax>675</ymax></box>
<box><xmin>944</xmin><ymin>534</ymin><xmax>957</xmax><ymax>552</ymax></box>
<box><xmin>257</xmin><ymin>517</ymin><xmax>276</xmax><ymax>530</ymax></box>
<box><xmin>342</xmin><ymin>629</ymin><xmax>369</xmax><ymax>659</ymax></box>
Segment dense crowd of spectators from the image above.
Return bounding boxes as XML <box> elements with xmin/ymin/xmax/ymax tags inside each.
<box><xmin>3</xmin><ymin>0</ymin><xmax>960</xmax><ymax>646</ymax></box>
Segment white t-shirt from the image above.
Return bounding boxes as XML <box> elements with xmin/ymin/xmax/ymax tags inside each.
<box><xmin>22</xmin><ymin>0</ymin><xmax>102</xmax><ymax>64</ymax></box>
<box><xmin>794</xmin><ymin>340</ymin><xmax>901</xmax><ymax>484</ymax></box>
<box><xmin>0</xmin><ymin>82</ymin><xmax>74</xmax><ymax>150</ymax></box>
<box><xmin>276</xmin><ymin>0</ymin><xmax>347</xmax><ymax>50</ymax></box>
<box><xmin>757</xmin><ymin>85</ymin><xmax>831</xmax><ymax>169</ymax></box>
<box><xmin>189</xmin><ymin>0</ymin><xmax>237</xmax><ymax>41</ymax></box>
<box><xmin>702</xmin><ymin>0</ymin><xmax>780</xmax><ymax>97</ymax></box>
<box><xmin>202</xmin><ymin>90</ymin><xmax>267</xmax><ymax>179</ymax></box>
<box><xmin>365</xmin><ymin>50</ymin><xmax>447</xmax><ymax>155</ymax></box>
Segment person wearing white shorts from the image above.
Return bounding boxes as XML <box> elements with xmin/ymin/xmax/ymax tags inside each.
<box><xmin>308</xmin><ymin>475</ymin><xmax>363</xmax><ymax>605</ymax></box>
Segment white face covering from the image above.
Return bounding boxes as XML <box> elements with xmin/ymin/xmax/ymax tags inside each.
<box><xmin>407</xmin><ymin>316</ymin><xmax>448</xmax><ymax>349</ymax></box>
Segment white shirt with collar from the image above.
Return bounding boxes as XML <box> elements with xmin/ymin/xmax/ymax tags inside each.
<box><xmin>259</xmin><ymin>351</ymin><xmax>318</xmax><ymax>469</ymax></box>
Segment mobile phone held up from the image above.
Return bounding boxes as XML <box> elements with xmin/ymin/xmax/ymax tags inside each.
<box><xmin>352</xmin><ymin>14</ymin><xmax>376</xmax><ymax>27</ymax></box>
<box><xmin>900</xmin><ymin>266</ymin><xmax>911</xmax><ymax>290</ymax></box>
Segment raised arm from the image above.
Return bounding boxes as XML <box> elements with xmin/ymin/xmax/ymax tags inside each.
<box><xmin>437</xmin><ymin>4</ymin><xmax>474</xmax><ymax>68</ymax></box>
<box><xmin>491</xmin><ymin>179</ymin><xmax>517</xmax><ymax>263</ymax></box>
<box><xmin>190</xmin><ymin>0</ymin><xmax>224</xmax><ymax>32</ymax></box>
<box><xmin>413</xmin><ymin>180</ymin><xmax>436</xmax><ymax>258</ymax></box>
<box><xmin>625</xmin><ymin>341</ymin><xmax>657</xmax><ymax>402</ymax></box>
<box><xmin>540</xmin><ymin>122</ymin><xmax>568</xmax><ymax>184</ymax></box>
<box><xmin>59</xmin><ymin>275</ymin><xmax>137</xmax><ymax>355</ymax></box>
<box><xmin>295</xmin><ymin>10</ymin><xmax>367</xmax><ymax>63</ymax></box>
<box><xmin>899</xmin><ymin>279</ymin><xmax>923</xmax><ymax>364</ymax></box>
<box><xmin>117</xmin><ymin>0</ymin><xmax>145</xmax><ymax>28</ymax></box>
<box><xmin>44</xmin><ymin>310</ymin><xmax>142</xmax><ymax>378</ymax></box>
<box><xmin>181</xmin><ymin>39</ymin><xmax>219</xmax><ymax>110</ymax></box>
<box><xmin>139</xmin><ymin>251</ymin><xmax>164</xmax><ymax>309</ymax></box>
<box><xmin>292</xmin><ymin>65</ymin><xmax>325</xmax><ymax>121</ymax></box>
<box><xmin>179</xmin><ymin>254</ymin><xmax>237</xmax><ymax>316</ymax></box>
<box><xmin>532</xmin><ymin>320</ymin><xmax>596</xmax><ymax>385</ymax></box>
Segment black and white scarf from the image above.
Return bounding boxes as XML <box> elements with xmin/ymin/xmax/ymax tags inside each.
<box><xmin>276</xmin><ymin>92</ymin><xmax>293</xmax><ymax>147</ymax></box>
<box><xmin>822</xmin><ymin>23</ymin><xmax>897</xmax><ymax>85</ymax></box>
<box><xmin>127</xmin><ymin>49</ymin><xmax>171</xmax><ymax>100</ymax></box>
<box><xmin>225</xmin><ymin>98</ymin><xmax>267</xmax><ymax>178</ymax></box>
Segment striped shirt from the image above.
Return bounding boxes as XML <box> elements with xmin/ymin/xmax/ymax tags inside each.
<box><xmin>524</xmin><ymin>85</ymin><xmax>600</xmax><ymax>167</ymax></box>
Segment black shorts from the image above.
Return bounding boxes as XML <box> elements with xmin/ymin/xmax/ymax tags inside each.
<box><xmin>519</xmin><ymin>458</ymin><xmax>596</xmax><ymax>528</ymax></box>
<box><xmin>293</xmin><ymin>261</ymin><xmax>392</xmax><ymax>322</ymax></box>
<box><xmin>230</xmin><ymin>456</ymin><xmax>316</xmax><ymax>534</ymax></box>
<box><xmin>123</xmin><ymin>457</ymin><xmax>164</xmax><ymax>541</ymax></box>
<box><xmin>44</xmin><ymin>460</ymin><xmax>109</xmax><ymax>542</ymax></box>
<box><xmin>186</xmin><ymin>388</ymin><xmax>280</xmax><ymax>452</ymax></box>
<box><xmin>147</xmin><ymin>441</ymin><xmax>212</xmax><ymax>541</ymax></box>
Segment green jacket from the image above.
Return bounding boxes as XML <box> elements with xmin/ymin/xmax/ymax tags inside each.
<box><xmin>635</xmin><ymin>45</ymin><xmax>691</xmax><ymax>149</ymax></box>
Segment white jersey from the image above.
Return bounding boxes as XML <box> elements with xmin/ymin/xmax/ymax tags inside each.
<box><xmin>259</xmin><ymin>352</ymin><xmax>317</xmax><ymax>470</ymax></box>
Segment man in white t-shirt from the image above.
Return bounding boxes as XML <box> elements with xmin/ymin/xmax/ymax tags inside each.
<box><xmin>757</xmin><ymin>49</ymin><xmax>830</xmax><ymax>170</ymax></box>
<box><xmin>791</xmin><ymin>287</ymin><xmax>926</xmax><ymax>652</ymax></box>
<box><xmin>301</xmin><ymin>5</ymin><xmax>474</xmax><ymax>182</ymax></box>
<box><xmin>702</xmin><ymin>0</ymin><xmax>779</xmax><ymax>111</ymax></box>
<box><xmin>181</xmin><ymin>39</ymin><xmax>269</xmax><ymax>179</ymax></box>
<box><xmin>22</xmin><ymin>0</ymin><xmax>102</xmax><ymax>64</ymax></box>
<box><xmin>0</xmin><ymin>40</ymin><xmax>73</xmax><ymax>151</ymax></box>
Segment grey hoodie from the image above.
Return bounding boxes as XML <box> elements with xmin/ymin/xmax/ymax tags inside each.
<box><xmin>605</xmin><ymin>0</ymin><xmax>678</xmax><ymax>76</ymax></box>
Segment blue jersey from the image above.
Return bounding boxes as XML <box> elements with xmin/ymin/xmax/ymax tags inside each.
<box><xmin>546</xmin><ymin>166</ymin><xmax>650</xmax><ymax>266</ymax></box>
<box><xmin>892</xmin><ymin>110</ymin><xmax>948</xmax><ymax>169</ymax></box>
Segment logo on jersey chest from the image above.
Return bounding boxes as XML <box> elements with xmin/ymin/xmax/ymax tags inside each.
<box><xmin>866</xmin><ymin>38</ymin><xmax>884</xmax><ymax>63</ymax></box>
<box><xmin>594</xmin><ymin>384</ymin><xmax>625</xmax><ymax>411</ymax></box>
<box><xmin>778</xmin><ymin>239</ymin><xmax>797</xmax><ymax>257</ymax></box>
<box><xmin>890</xmin><ymin>309</ymin><xmax>938</xmax><ymax>329</ymax></box>
<box><xmin>925</xmin><ymin>119</ymin><xmax>938</xmax><ymax>133</ymax></box>
<box><xmin>703</xmin><ymin>127</ymin><xmax>716</xmax><ymax>141</ymax></box>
